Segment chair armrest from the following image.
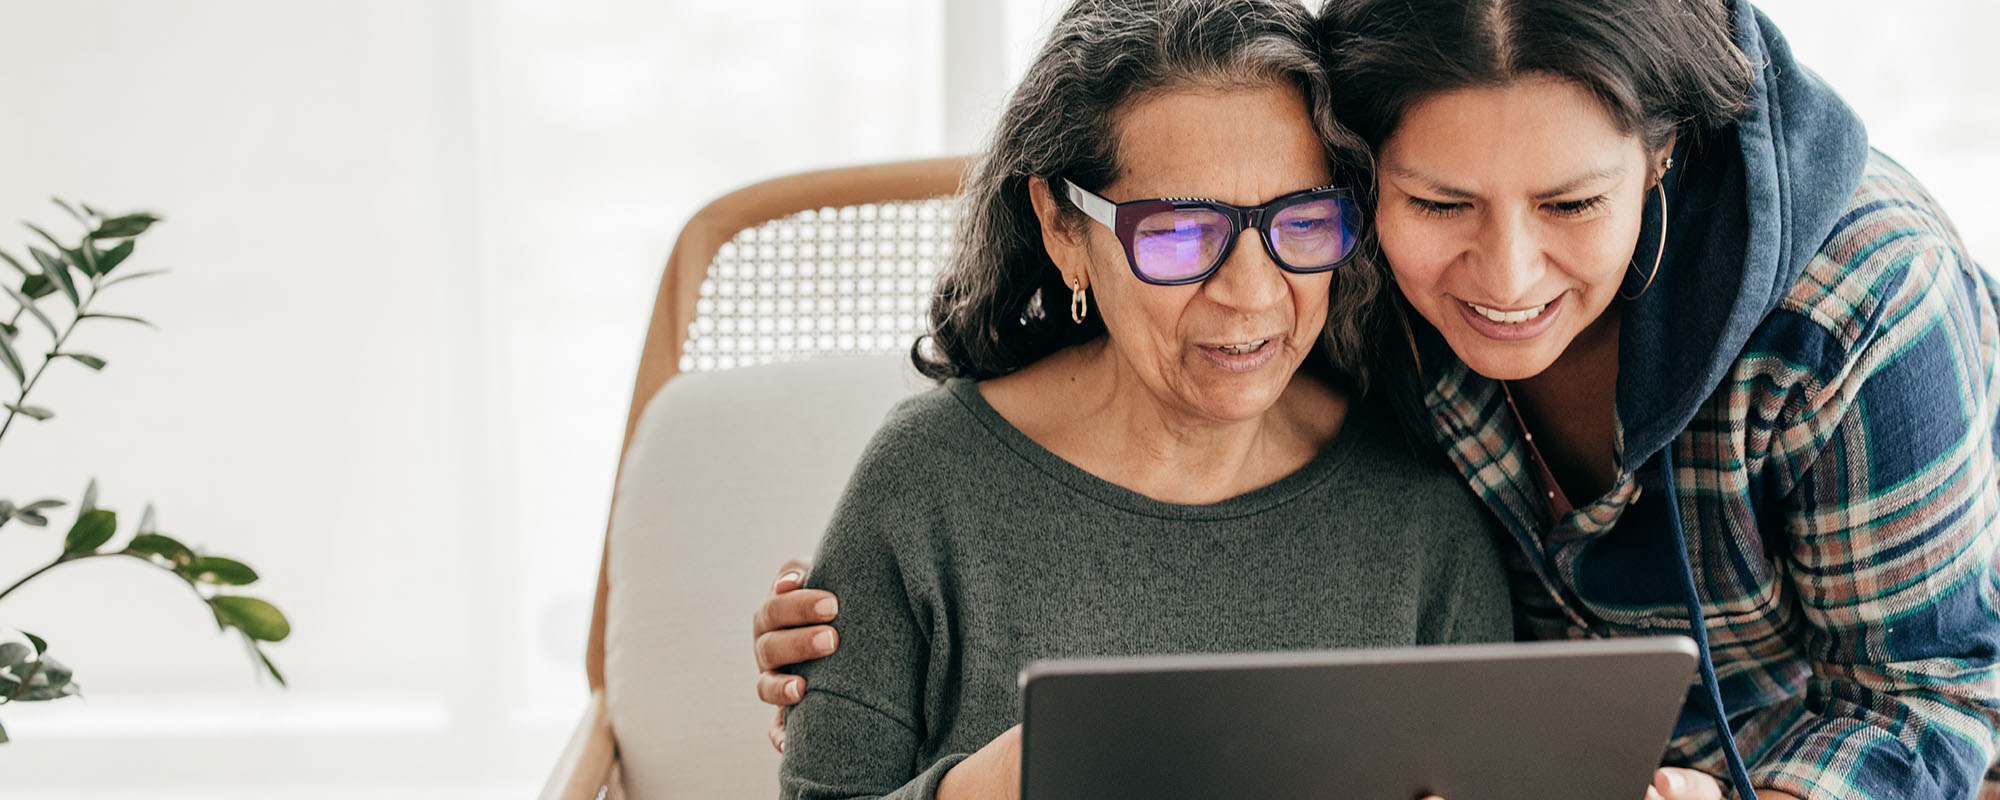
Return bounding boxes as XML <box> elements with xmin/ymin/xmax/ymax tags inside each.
<box><xmin>540</xmin><ymin>689</ymin><xmax>622</xmax><ymax>800</ymax></box>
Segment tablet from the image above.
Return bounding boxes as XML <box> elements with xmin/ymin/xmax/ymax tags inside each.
<box><xmin>1019</xmin><ymin>637</ymin><xmax>1698</xmax><ymax>800</ymax></box>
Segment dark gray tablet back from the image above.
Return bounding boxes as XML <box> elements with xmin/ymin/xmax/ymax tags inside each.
<box><xmin>1020</xmin><ymin>637</ymin><xmax>1698</xmax><ymax>800</ymax></box>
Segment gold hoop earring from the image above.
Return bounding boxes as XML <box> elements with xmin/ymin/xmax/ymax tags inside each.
<box><xmin>1621</xmin><ymin>179</ymin><xmax>1669</xmax><ymax>301</ymax></box>
<box><xmin>1070</xmin><ymin>277</ymin><xmax>1089</xmax><ymax>324</ymax></box>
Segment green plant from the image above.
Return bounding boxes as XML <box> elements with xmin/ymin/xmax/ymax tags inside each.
<box><xmin>0</xmin><ymin>201</ymin><xmax>289</xmax><ymax>744</ymax></box>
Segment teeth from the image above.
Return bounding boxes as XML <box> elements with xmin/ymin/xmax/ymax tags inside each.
<box><xmin>1467</xmin><ymin>301</ymin><xmax>1548</xmax><ymax>324</ymax></box>
<box><xmin>1216</xmin><ymin>339</ymin><xmax>1268</xmax><ymax>355</ymax></box>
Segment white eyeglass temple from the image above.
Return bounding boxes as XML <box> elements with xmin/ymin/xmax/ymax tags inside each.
<box><xmin>1063</xmin><ymin>179</ymin><xmax>1118</xmax><ymax>227</ymax></box>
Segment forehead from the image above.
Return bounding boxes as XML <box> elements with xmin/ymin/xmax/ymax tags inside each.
<box><xmin>1107</xmin><ymin>82</ymin><xmax>1331</xmax><ymax>203</ymax></box>
<box><xmin>1379</xmin><ymin>77</ymin><xmax>1642</xmax><ymax>188</ymax></box>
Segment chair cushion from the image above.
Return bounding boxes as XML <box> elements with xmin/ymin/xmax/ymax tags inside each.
<box><xmin>604</xmin><ymin>354</ymin><xmax>929</xmax><ymax>800</ymax></box>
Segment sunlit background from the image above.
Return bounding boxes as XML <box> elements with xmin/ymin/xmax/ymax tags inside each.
<box><xmin>0</xmin><ymin>1</ymin><xmax>1992</xmax><ymax>796</ymax></box>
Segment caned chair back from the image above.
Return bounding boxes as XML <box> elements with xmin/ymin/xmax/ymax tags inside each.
<box><xmin>580</xmin><ymin>157</ymin><xmax>972</xmax><ymax>800</ymax></box>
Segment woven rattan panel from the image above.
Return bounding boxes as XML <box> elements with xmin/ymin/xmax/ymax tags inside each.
<box><xmin>681</xmin><ymin>200</ymin><xmax>956</xmax><ymax>373</ymax></box>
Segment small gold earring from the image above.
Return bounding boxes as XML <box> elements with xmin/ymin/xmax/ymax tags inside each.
<box><xmin>1070</xmin><ymin>277</ymin><xmax>1088</xmax><ymax>324</ymax></box>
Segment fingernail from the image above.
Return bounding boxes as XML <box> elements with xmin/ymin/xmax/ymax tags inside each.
<box><xmin>813</xmin><ymin>629</ymin><xmax>837</xmax><ymax>652</ymax></box>
<box><xmin>1663</xmin><ymin>770</ymin><xmax>1684</xmax><ymax>791</ymax></box>
<box><xmin>776</xmin><ymin>570</ymin><xmax>804</xmax><ymax>590</ymax></box>
<box><xmin>815</xmin><ymin>597</ymin><xmax>839</xmax><ymax>619</ymax></box>
<box><xmin>786</xmin><ymin>680</ymin><xmax>803</xmax><ymax>702</ymax></box>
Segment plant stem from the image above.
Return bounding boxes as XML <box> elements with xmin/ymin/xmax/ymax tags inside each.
<box><xmin>0</xmin><ymin>550</ymin><xmax>220</xmax><ymax>628</ymax></box>
<box><xmin>0</xmin><ymin>659</ymin><xmax>44</xmax><ymax>705</ymax></box>
<box><xmin>0</xmin><ymin>275</ymin><xmax>94</xmax><ymax>445</ymax></box>
<box><xmin>0</xmin><ymin>552</ymin><xmax>122</xmax><ymax>606</ymax></box>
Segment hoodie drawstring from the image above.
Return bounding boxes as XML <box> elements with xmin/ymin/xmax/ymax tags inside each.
<box><xmin>1660</xmin><ymin>447</ymin><xmax>1760</xmax><ymax>799</ymax></box>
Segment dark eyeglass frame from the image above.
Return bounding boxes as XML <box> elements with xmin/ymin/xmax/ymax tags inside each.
<box><xmin>1061</xmin><ymin>178</ymin><xmax>1365</xmax><ymax>286</ymax></box>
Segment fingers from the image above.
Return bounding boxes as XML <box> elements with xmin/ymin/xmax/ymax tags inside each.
<box><xmin>755</xmin><ymin>625</ymin><xmax>839</xmax><ymax>672</ymax></box>
<box><xmin>759</xmin><ymin>559</ymin><xmax>817</xmax><ymax>756</ymax></box>
<box><xmin>754</xmin><ymin>588</ymin><xmax>839</xmax><ymax>636</ymax></box>
<box><xmin>1652</xmin><ymin>768</ymin><xmax>1724</xmax><ymax>800</ymax></box>
<box><xmin>772</xmin><ymin>559</ymin><xmax>811</xmax><ymax>593</ymax></box>
<box><xmin>758</xmin><ymin>670</ymin><xmax>806</xmax><ymax>706</ymax></box>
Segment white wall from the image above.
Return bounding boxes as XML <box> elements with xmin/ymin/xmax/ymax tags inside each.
<box><xmin>0</xmin><ymin>0</ymin><xmax>942</xmax><ymax>796</ymax></box>
<box><xmin>0</xmin><ymin>0</ymin><xmax>1990</xmax><ymax>797</ymax></box>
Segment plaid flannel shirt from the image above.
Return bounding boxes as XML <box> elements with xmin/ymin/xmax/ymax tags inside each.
<box><xmin>1419</xmin><ymin>152</ymin><xmax>2000</xmax><ymax>799</ymax></box>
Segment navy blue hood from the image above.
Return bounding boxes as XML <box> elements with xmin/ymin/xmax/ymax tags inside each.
<box><xmin>1613</xmin><ymin>7</ymin><xmax>1871</xmax><ymax>796</ymax></box>
<box><xmin>1614</xmin><ymin>1</ymin><xmax>1870</xmax><ymax>471</ymax></box>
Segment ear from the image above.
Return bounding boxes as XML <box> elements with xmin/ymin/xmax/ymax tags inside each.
<box><xmin>1028</xmin><ymin>176</ymin><xmax>1091</xmax><ymax>289</ymax></box>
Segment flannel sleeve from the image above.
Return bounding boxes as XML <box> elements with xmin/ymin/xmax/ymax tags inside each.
<box><xmin>1753</xmin><ymin>243</ymin><xmax>2000</xmax><ymax>800</ymax></box>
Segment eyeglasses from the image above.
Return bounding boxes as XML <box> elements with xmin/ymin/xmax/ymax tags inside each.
<box><xmin>1062</xmin><ymin>178</ymin><xmax>1364</xmax><ymax>286</ymax></box>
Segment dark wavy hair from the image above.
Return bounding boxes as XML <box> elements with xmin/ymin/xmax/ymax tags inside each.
<box><xmin>912</xmin><ymin>0</ymin><xmax>1380</xmax><ymax>387</ymax></box>
<box><xmin>1318</xmin><ymin>0</ymin><xmax>1754</xmax><ymax>153</ymax></box>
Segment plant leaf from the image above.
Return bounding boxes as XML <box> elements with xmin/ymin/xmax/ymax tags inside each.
<box><xmin>212</xmin><ymin>596</ymin><xmax>290</xmax><ymax>642</ymax></box>
<box><xmin>70</xmin><ymin>240</ymin><xmax>99</xmax><ymax>277</ymax></box>
<box><xmin>0</xmin><ymin>643</ymin><xmax>28</xmax><ymax>668</ymax></box>
<box><xmin>137</xmin><ymin>503</ymin><xmax>157</xmax><ymax>535</ymax></box>
<box><xmin>96</xmin><ymin>268</ymin><xmax>167</xmax><ymax>291</ymax></box>
<box><xmin>4</xmin><ymin>404</ymin><xmax>52</xmax><ymax>422</ymax></box>
<box><xmin>94</xmin><ymin>240</ymin><xmax>135</xmax><ymax>275</ymax></box>
<box><xmin>0</xmin><ymin>716</ymin><xmax>9</xmax><ymax>743</ymax></box>
<box><xmin>51</xmin><ymin>198</ymin><xmax>86</xmax><ymax>226</ymax></box>
<box><xmin>256</xmin><ymin>645</ymin><xmax>287</xmax><ymax>687</ymax></box>
<box><xmin>0</xmin><ymin>247</ymin><xmax>27</xmax><ymax>277</ymax></box>
<box><xmin>0</xmin><ymin>335</ymin><xmax>24</xmax><ymax>385</ymax></box>
<box><xmin>91</xmin><ymin>213</ymin><xmax>160</xmax><ymax>240</ymax></box>
<box><xmin>27</xmin><ymin>247</ymin><xmax>78</xmax><ymax>306</ymax></box>
<box><xmin>78</xmin><ymin>312</ymin><xmax>153</xmax><ymax>329</ymax></box>
<box><xmin>127</xmin><ymin>532</ymin><xmax>192</xmax><ymax>566</ymax></box>
<box><xmin>13</xmin><ymin>511</ymin><xmax>46</xmax><ymax>527</ymax></box>
<box><xmin>0</xmin><ymin>281</ymin><xmax>59</xmax><ymax>338</ymax></box>
<box><xmin>20</xmin><ymin>500</ymin><xmax>64</xmax><ymax>513</ymax></box>
<box><xmin>56</xmin><ymin>353</ymin><xmax>106</xmax><ymax>371</ymax></box>
<box><xmin>21</xmin><ymin>222</ymin><xmax>68</xmax><ymax>256</ymax></box>
<box><xmin>80</xmin><ymin>480</ymin><xmax>97</xmax><ymax>515</ymax></box>
<box><xmin>62</xmin><ymin>509</ymin><xmax>115</xmax><ymax>556</ymax></box>
<box><xmin>20</xmin><ymin>273</ymin><xmax>52</xmax><ymax>300</ymax></box>
<box><xmin>189</xmin><ymin>556</ymin><xmax>258</xmax><ymax>586</ymax></box>
<box><xmin>10</xmin><ymin>655</ymin><xmax>79</xmax><ymax>701</ymax></box>
<box><xmin>21</xmin><ymin>633</ymin><xmax>45</xmax><ymax>657</ymax></box>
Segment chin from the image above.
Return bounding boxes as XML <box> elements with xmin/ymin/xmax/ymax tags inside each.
<box><xmin>1191</xmin><ymin>382</ymin><xmax>1288</xmax><ymax>422</ymax></box>
<box><xmin>1448</xmin><ymin>334</ymin><xmax>1561</xmax><ymax>382</ymax></box>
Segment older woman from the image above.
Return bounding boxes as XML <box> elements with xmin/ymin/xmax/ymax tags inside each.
<box><xmin>774</xmin><ymin>1</ymin><xmax>1512</xmax><ymax>798</ymax></box>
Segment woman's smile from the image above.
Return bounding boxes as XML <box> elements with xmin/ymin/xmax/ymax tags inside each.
<box><xmin>1195</xmin><ymin>335</ymin><xmax>1283</xmax><ymax>373</ymax></box>
<box><xmin>1451</xmin><ymin>291</ymin><xmax>1567</xmax><ymax>342</ymax></box>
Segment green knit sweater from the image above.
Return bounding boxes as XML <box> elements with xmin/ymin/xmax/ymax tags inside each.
<box><xmin>779</xmin><ymin>379</ymin><xmax>1512</xmax><ymax>800</ymax></box>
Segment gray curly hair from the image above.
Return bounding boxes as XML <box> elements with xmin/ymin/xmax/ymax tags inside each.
<box><xmin>911</xmin><ymin>0</ymin><xmax>1383</xmax><ymax>390</ymax></box>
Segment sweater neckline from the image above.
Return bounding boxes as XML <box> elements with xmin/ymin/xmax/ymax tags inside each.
<box><xmin>943</xmin><ymin>377</ymin><xmax>1363</xmax><ymax>521</ymax></box>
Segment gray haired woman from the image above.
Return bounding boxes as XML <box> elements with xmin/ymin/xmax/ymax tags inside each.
<box><xmin>774</xmin><ymin>1</ymin><xmax>1512</xmax><ymax>798</ymax></box>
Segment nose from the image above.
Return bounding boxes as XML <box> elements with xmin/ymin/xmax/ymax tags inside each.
<box><xmin>1202</xmin><ymin>228</ymin><xmax>1287</xmax><ymax>312</ymax></box>
<box><xmin>1471</xmin><ymin>209</ymin><xmax>1543</xmax><ymax>304</ymax></box>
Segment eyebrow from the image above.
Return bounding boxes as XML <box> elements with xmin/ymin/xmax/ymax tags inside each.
<box><xmin>1384</xmin><ymin>164</ymin><xmax>1629</xmax><ymax>201</ymax></box>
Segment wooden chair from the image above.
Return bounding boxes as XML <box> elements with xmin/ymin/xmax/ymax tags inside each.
<box><xmin>540</xmin><ymin>156</ymin><xmax>973</xmax><ymax>800</ymax></box>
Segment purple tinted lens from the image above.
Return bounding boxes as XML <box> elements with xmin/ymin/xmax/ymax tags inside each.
<box><xmin>1131</xmin><ymin>208</ymin><xmax>1230</xmax><ymax>280</ymax></box>
<box><xmin>1268</xmin><ymin>197</ymin><xmax>1355</xmax><ymax>268</ymax></box>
